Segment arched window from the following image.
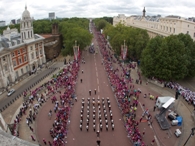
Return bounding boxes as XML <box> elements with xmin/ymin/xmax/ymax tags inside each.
<box><xmin>28</xmin><ymin>31</ymin><xmax>30</xmax><ymax>38</ymax></box>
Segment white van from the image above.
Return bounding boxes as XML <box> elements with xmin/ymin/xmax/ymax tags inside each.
<box><xmin>156</xmin><ymin>96</ymin><xmax>174</xmax><ymax>108</ymax></box>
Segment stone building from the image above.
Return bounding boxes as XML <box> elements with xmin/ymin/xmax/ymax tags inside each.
<box><xmin>0</xmin><ymin>6</ymin><xmax>46</xmax><ymax>88</ymax></box>
<box><xmin>40</xmin><ymin>23</ymin><xmax>62</xmax><ymax>61</ymax></box>
<box><xmin>113</xmin><ymin>7</ymin><xmax>195</xmax><ymax>41</ymax></box>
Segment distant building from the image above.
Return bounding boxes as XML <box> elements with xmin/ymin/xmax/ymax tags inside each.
<box><xmin>113</xmin><ymin>7</ymin><xmax>195</xmax><ymax>41</ymax></box>
<box><xmin>17</xmin><ymin>19</ymin><xmax>21</xmax><ymax>24</ymax></box>
<box><xmin>0</xmin><ymin>5</ymin><xmax>46</xmax><ymax>88</ymax></box>
<box><xmin>0</xmin><ymin>21</ymin><xmax>6</xmax><ymax>27</ymax></box>
<box><xmin>10</xmin><ymin>19</ymin><xmax>16</xmax><ymax>25</ymax></box>
<box><xmin>49</xmin><ymin>12</ymin><xmax>55</xmax><ymax>20</ymax></box>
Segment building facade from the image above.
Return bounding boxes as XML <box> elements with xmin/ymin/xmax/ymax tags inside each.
<box><xmin>49</xmin><ymin>12</ymin><xmax>55</xmax><ymax>20</ymax></box>
<box><xmin>40</xmin><ymin>23</ymin><xmax>62</xmax><ymax>61</ymax></box>
<box><xmin>113</xmin><ymin>8</ymin><xmax>195</xmax><ymax>41</ymax></box>
<box><xmin>0</xmin><ymin>6</ymin><xmax>46</xmax><ymax>88</ymax></box>
<box><xmin>0</xmin><ymin>21</ymin><xmax>6</xmax><ymax>27</ymax></box>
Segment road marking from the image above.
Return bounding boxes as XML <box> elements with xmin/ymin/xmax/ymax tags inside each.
<box><xmin>95</xmin><ymin>62</ymin><xmax>96</xmax><ymax>66</ymax></box>
<box><xmin>95</xmin><ymin>67</ymin><xmax>97</xmax><ymax>71</ymax></box>
<box><xmin>154</xmin><ymin>135</ymin><xmax>161</xmax><ymax>146</ymax></box>
<box><xmin>96</xmin><ymin>72</ymin><xmax>98</xmax><ymax>77</ymax></box>
<box><xmin>97</xmin><ymin>78</ymin><xmax>99</xmax><ymax>84</ymax></box>
<box><xmin>98</xmin><ymin>86</ymin><xmax>100</xmax><ymax>92</ymax></box>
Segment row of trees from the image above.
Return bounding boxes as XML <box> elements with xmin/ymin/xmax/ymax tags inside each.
<box><xmin>141</xmin><ymin>34</ymin><xmax>195</xmax><ymax>80</ymax></box>
<box><xmin>94</xmin><ymin>19</ymin><xmax>195</xmax><ymax>80</ymax></box>
<box><xmin>102</xmin><ymin>22</ymin><xmax>150</xmax><ymax>60</ymax></box>
<box><xmin>59</xmin><ymin>18</ymin><xmax>92</xmax><ymax>56</ymax></box>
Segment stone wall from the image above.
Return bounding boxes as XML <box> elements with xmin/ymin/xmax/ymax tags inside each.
<box><xmin>0</xmin><ymin>129</ymin><xmax>38</xmax><ymax>146</ymax></box>
<box><xmin>44</xmin><ymin>35</ymin><xmax>62</xmax><ymax>61</ymax></box>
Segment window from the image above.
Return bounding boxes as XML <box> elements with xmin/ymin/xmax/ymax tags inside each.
<box><xmin>18</xmin><ymin>50</ymin><xmax>20</xmax><ymax>55</ymax></box>
<box><xmin>23</xmin><ymin>48</ymin><xmax>26</xmax><ymax>53</ymax></box>
<box><xmin>31</xmin><ymin>53</ymin><xmax>34</xmax><ymax>59</ymax></box>
<box><xmin>24</xmin><ymin>56</ymin><xmax>27</xmax><ymax>62</ymax></box>
<box><xmin>21</xmin><ymin>68</ymin><xmax>24</xmax><ymax>74</ymax></box>
<box><xmin>170</xmin><ymin>27</ymin><xmax>171</xmax><ymax>32</ymax></box>
<box><xmin>13</xmin><ymin>60</ymin><xmax>17</xmax><ymax>67</ymax></box>
<box><xmin>187</xmin><ymin>31</ymin><xmax>189</xmax><ymax>34</ymax></box>
<box><xmin>188</xmin><ymin>25</ymin><xmax>189</xmax><ymax>27</ymax></box>
<box><xmin>40</xmin><ymin>49</ymin><xmax>42</xmax><ymax>54</ymax></box>
<box><xmin>35</xmin><ymin>43</ymin><xmax>38</xmax><ymax>48</ymax></box>
<box><xmin>31</xmin><ymin>46</ymin><xmax>33</xmax><ymax>50</ymax></box>
<box><xmin>194</xmin><ymin>33</ymin><xmax>195</xmax><ymax>37</ymax></box>
<box><xmin>173</xmin><ymin>28</ymin><xmax>175</xmax><ymax>33</ymax></box>
<box><xmin>12</xmin><ymin>52</ymin><xmax>15</xmax><ymax>57</ymax></box>
<box><xmin>19</xmin><ymin>58</ymin><xmax>22</xmax><ymax>64</ymax></box>
<box><xmin>36</xmin><ymin>51</ymin><xmax>38</xmax><ymax>57</ymax></box>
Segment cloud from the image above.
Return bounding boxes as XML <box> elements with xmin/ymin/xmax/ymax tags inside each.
<box><xmin>0</xmin><ymin>0</ymin><xmax>194</xmax><ymax>25</ymax></box>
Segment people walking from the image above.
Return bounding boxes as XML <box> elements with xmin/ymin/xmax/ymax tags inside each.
<box><xmin>153</xmin><ymin>105</ymin><xmax>156</xmax><ymax>112</ymax></box>
<box><xmin>80</xmin><ymin>79</ymin><xmax>82</xmax><ymax>83</ymax></box>
<box><xmin>43</xmin><ymin>138</ymin><xmax>47</xmax><ymax>145</ymax></box>
<box><xmin>31</xmin><ymin>135</ymin><xmax>36</xmax><ymax>141</ymax></box>
<box><xmin>94</xmin><ymin>89</ymin><xmax>96</xmax><ymax>95</ymax></box>
<box><xmin>89</xmin><ymin>90</ymin><xmax>91</xmax><ymax>96</ymax></box>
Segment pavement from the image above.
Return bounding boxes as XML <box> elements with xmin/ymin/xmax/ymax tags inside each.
<box><xmin>0</xmin><ymin>25</ymin><xmax>195</xmax><ymax>146</ymax></box>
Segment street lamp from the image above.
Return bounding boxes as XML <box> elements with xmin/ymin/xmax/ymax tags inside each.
<box><xmin>183</xmin><ymin>127</ymin><xmax>195</xmax><ymax>146</ymax></box>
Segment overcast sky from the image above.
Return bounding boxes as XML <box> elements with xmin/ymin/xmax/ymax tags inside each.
<box><xmin>0</xmin><ymin>0</ymin><xmax>195</xmax><ymax>24</ymax></box>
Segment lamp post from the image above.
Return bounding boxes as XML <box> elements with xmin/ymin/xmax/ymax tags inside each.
<box><xmin>73</xmin><ymin>40</ymin><xmax>78</xmax><ymax>61</ymax></box>
<box><xmin>183</xmin><ymin>127</ymin><xmax>195</xmax><ymax>146</ymax></box>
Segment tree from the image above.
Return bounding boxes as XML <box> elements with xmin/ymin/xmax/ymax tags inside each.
<box><xmin>177</xmin><ymin>33</ymin><xmax>195</xmax><ymax>77</ymax></box>
<box><xmin>97</xmin><ymin>19</ymin><xmax>107</xmax><ymax>31</ymax></box>
<box><xmin>141</xmin><ymin>34</ymin><xmax>192</xmax><ymax>81</ymax></box>
<box><xmin>60</xmin><ymin>18</ymin><xmax>92</xmax><ymax>56</ymax></box>
<box><xmin>141</xmin><ymin>36</ymin><xmax>163</xmax><ymax>78</ymax></box>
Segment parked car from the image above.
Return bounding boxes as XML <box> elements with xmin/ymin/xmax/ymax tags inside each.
<box><xmin>7</xmin><ymin>89</ymin><xmax>15</xmax><ymax>96</ymax></box>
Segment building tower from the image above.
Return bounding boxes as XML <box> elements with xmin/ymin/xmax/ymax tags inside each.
<box><xmin>52</xmin><ymin>23</ymin><xmax>59</xmax><ymax>35</ymax></box>
<box><xmin>143</xmin><ymin>7</ymin><xmax>146</xmax><ymax>17</ymax></box>
<box><xmin>20</xmin><ymin>5</ymin><xmax>34</xmax><ymax>42</ymax></box>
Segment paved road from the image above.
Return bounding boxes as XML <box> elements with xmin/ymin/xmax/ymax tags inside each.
<box><xmin>0</xmin><ymin>67</ymin><xmax>57</xmax><ymax>111</ymax></box>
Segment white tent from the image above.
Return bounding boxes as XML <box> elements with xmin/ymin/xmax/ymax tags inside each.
<box><xmin>156</xmin><ymin>96</ymin><xmax>174</xmax><ymax>108</ymax></box>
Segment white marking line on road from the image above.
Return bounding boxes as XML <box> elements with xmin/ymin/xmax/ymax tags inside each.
<box><xmin>95</xmin><ymin>67</ymin><xmax>97</xmax><ymax>71</ymax></box>
<box><xmin>97</xmin><ymin>78</ymin><xmax>99</xmax><ymax>84</ymax></box>
<box><xmin>96</xmin><ymin>71</ymin><xmax>98</xmax><ymax>77</ymax></box>
<box><xmin>139</xmin><ymin>102</ymin><xmax>152</xmax><ymax>128</ymax></box>
<box><xmin>154</xmin><ymin>135</ymin><xmax>161</xmax><ymax>146</ymax></box>
<box><xmin>95</xmin><ymin>62</ymin><xmax>96</xmax><ymax>66</ymax></box>
<box><xmin>98</xmin><ymin>86</ymin><xmax>100</xmax><ymax>92</ymax></box>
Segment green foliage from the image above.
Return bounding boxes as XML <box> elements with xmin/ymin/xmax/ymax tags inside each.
<box><xmin>33</xmin><ymin>20</ymin><xmax>52</xmax><ymax>33</ymax></box>
<box><xmin>141</xmin><ymin>34</ymin><xmax>195</xmax><ymax>81</ymax></box>
<box><xmin>93</xmin><ymin>17</ymin><xmax>113</xmax><ymax>26</ymax></box>
<box><xmin>104</xmin><ymin>23</ymin><xmax>149</xmax><ymax>60</ymax></box>
<box><xmin>60</xmin><ymin>18</ymin><xmax>92</xmax><ymax>56</ymax></box>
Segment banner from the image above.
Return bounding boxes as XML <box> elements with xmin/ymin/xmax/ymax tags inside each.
<box><xmin>121</xmin><ymin>45</ymin><xmax>127</xmax><ymax>60</ymax></box>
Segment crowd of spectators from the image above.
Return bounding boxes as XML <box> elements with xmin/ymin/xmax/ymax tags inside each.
<box><xmin>165</xmin><ymin>82</ymin><xmax>195</xmax><ymax>106</ymax></box>
<box><xmin>48</xmin><ymin>60</ymin><xmax>79</xmax><ymax>146</ymax></box>
<box><xmin>94</xmin><ymin>30</ymin><xmax>146</xmax><ymax>146</ymax></box>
